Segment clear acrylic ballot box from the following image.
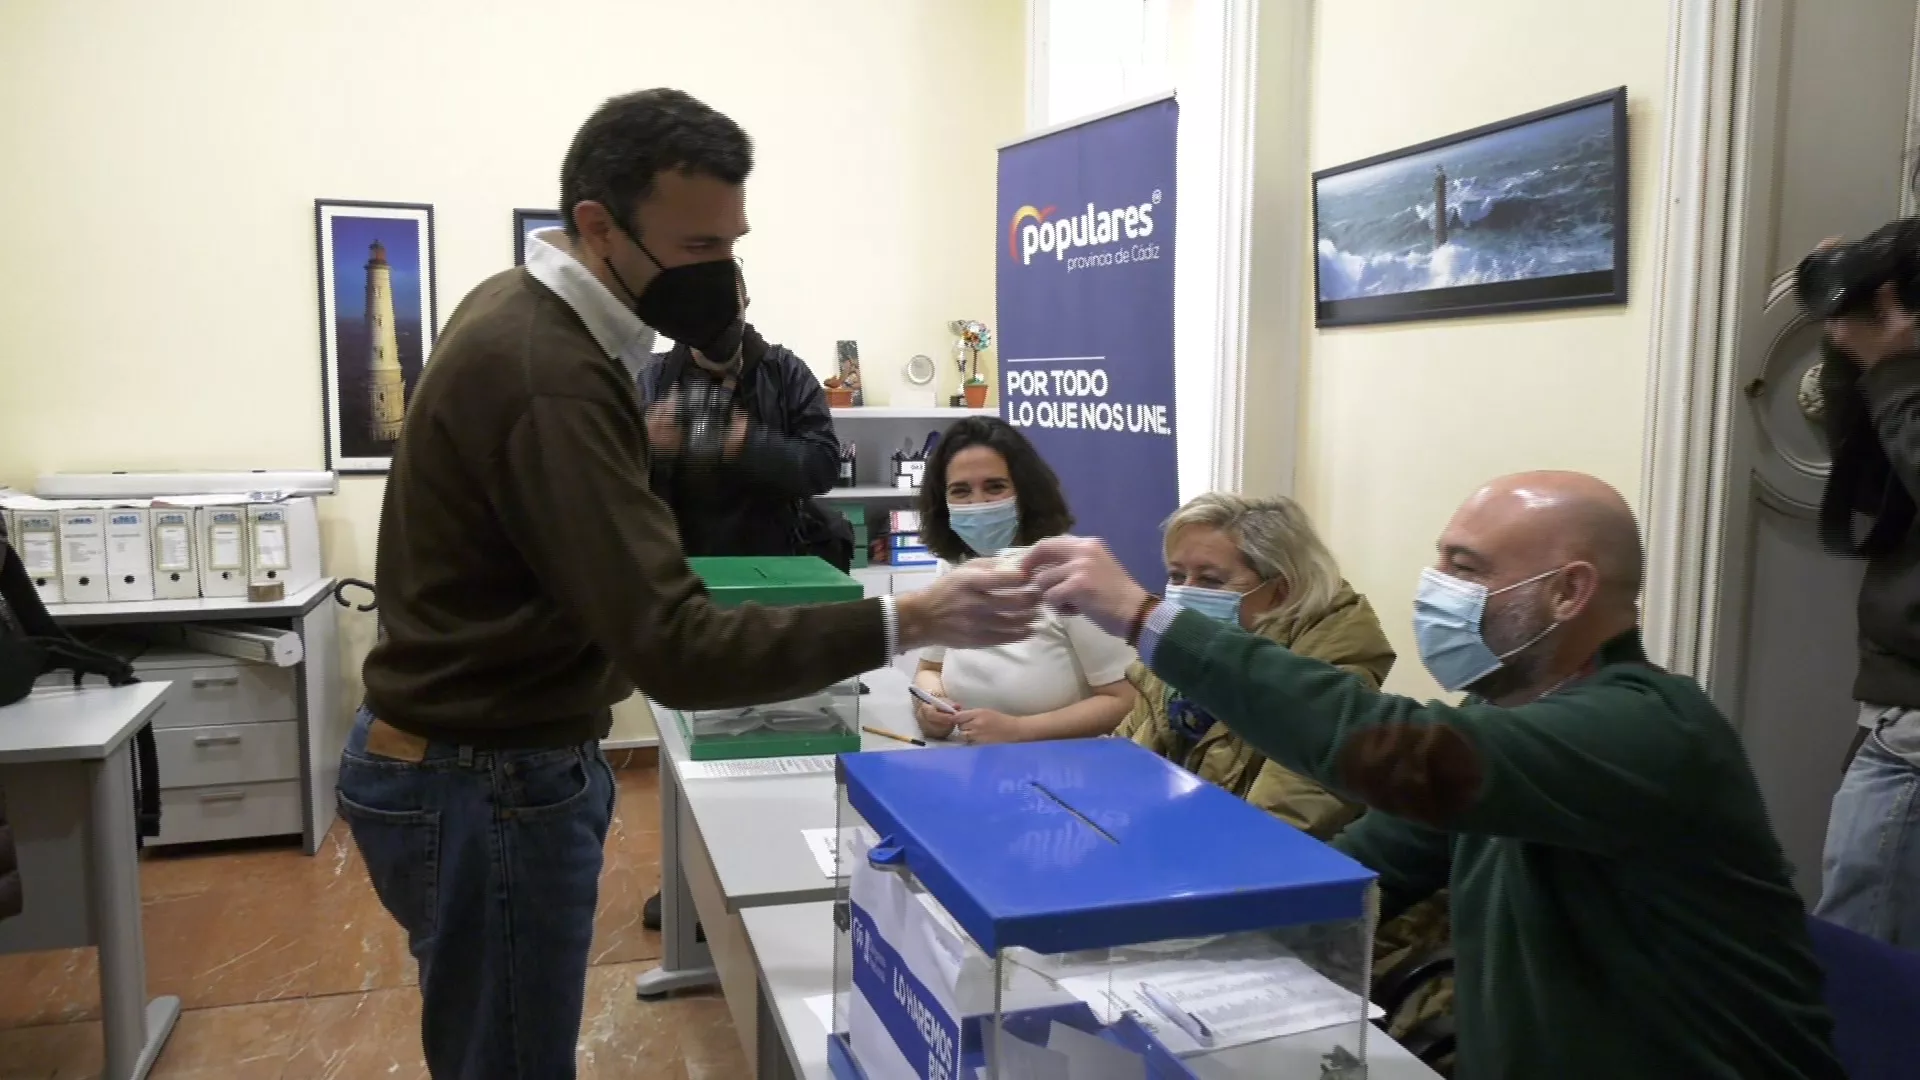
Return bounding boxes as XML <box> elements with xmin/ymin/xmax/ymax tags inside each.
<box><xmin>828</xmin><ymin>739</ymin><xmax>1380</xmax><ymax>1080</ymax></box>
<box><xmin>670</xmin><ymin>557</ymin><xmax>862</xmax><ymax>760</ymax></box>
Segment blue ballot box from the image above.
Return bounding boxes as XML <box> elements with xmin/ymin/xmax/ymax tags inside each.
<box><xmin>826</xmin><ymin>739</ymin><xmax>1380</xmax><ymax>1080</ymax></box>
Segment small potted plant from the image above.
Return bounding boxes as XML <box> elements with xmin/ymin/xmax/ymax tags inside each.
<box><xmin>964</xmin><ymin>372</ymin><xmax>991</xmax><ymax>409</ymax></box>
<box><xmin>950</xmin><ymin>320</ymin><xmax>993</xmax><ymax>408</ymax></box>
<box><xmin>824</xmin><ymin>375</ymin><xmax>854</xmax><ymax>408</ymax></box>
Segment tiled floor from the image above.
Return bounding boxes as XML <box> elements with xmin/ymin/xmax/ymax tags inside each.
<box><xmin>0</xmin><ymin>762</ymin><xmax>749</xmax><ymax>1079</ymax></box>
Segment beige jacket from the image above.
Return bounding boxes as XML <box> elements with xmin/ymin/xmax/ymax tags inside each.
<box><xmin>1115</xmin><ymin>581</ymin><xmax>1394</xmax><ymax>839</ymax></box>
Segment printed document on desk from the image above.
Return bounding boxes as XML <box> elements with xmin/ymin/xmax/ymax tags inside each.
<box><xmin>1054</xmin><ymin>937</ymin><xmax>1381</xmax><ymax>1057</ymax></box>
<box><xmin>801</xmin><ymin>825</ymin><xmax>880</xmax><ymax>878</ymax></box>
<box><xmin>676</xmin><ymin>755</ymin><xmax>839</xmax><ymax>781</ymax></box>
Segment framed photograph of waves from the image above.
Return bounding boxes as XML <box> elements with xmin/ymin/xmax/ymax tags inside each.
<box><xmin>1312</xmin><ymin>87</ymin><xmax>1628</xmax><ymax>328</ymax></box>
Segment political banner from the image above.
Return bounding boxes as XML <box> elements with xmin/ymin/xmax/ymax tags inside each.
<box><xmin>996</xmin><ymin>97</ymin><xmax>1178</xmax><ymax>589</ymax></box>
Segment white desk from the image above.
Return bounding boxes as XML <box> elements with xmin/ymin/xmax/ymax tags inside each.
<box><xmin>636</xmin><ymin>669</ymin><xmax>1444</xmax><ymax>1079</ymax></box>
<box><xmin>0</xmin><ymin>682</ymin><xmax>181</xmax><ymax>1079</ymax></box>
<box><xmin>635</xmin><ymin>667</ymin><xmax>936</xmax><ymax>1059</ymax></box>
<box><xmin>741</xmin><ymin>902</ymin><xmax>1442</xmax><ymax>1080</ymax></box>
<box><xmin>686</xmin><ymin>668</ymin><xmax>939</xmax><ymax>914</ymax></box>
<box><xmin>640</xmin><ymin>667</ymin><xmax>934</xmax><ymax>997</ymax></box>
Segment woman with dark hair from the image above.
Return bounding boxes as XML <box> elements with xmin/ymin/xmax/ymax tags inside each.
<box><xmin>909</xmin><ymin>416</ymin><xmax>1137</xmax><ymax>744</ymax></box>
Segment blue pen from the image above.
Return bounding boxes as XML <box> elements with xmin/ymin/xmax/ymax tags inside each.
<box><xmin>1139</xmin><ymin>982</ymin><xmax>1214</xmax><ymax>1047</ymax></box>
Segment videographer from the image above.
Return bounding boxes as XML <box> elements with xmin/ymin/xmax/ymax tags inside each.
<box><xmin>1806</xmin><ymin>234</ymin><xmax>1920</xmax><ymax>951</ymax></box>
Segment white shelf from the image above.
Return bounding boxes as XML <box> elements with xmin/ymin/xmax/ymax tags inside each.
<box><xmin>829</xmin><ymin>407</ymin><xmax>994</xmax><ymax>421</ymax></box>
<box><xmin>44</xmin><ymin>577</ymin><xmax>336</xmax><ymax>625</ymax></box>
<box><xmin>818</xmin><ymin>486</ymin><xmax>922</xmax><ymax>500</ymax></box>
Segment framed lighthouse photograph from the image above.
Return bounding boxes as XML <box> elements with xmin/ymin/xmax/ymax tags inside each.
<box><xmin>1310</xmin><ymin>87</ymin><xmax>1628</xmax><ymax>328</ymax></box>
<box><xmin>315</xmin><ymin>199</ymin><xmax>439</xmax><ymax>473</ymax></box>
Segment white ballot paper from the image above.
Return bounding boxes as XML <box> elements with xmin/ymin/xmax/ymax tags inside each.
<box><xmin>803</xmin><ymin>992</ymin><xmax>848</xmax><ymax>1035</ymax></box>
<box><xmin>677</xmin><ymin>755</ymin><xmax>838</xmax><ymax>781</ymax></box>
<box><xmin>1054</xmin><ymin>937</ymin><xmax>1382</xmax><ymax>1057</ymax></box>
<box><xmin>1047</xmin><ymin>1021</ymin><xmax>1149</xmax><ymax>1080</ymax></box>
<box><xmin>801</xmin><ymin>826</ymin><xmax>877</xmax><ymax>879</ymax></box>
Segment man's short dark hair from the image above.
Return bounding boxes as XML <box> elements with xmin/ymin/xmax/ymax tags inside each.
<box><xmin>918</xmin><ymin>416</ymin><xmax>1076</xmax><ymax>564</ymax></box>
<box><xmin>559</xmin><ymin>89</ymin><xmax>753</xmax><ymax>238</ymax></box>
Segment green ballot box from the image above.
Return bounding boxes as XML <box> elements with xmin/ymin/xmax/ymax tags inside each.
<box><xmin>672</xmin><ymin>557</ymin><xmax>863</xmax><ymax>761</ymax></box>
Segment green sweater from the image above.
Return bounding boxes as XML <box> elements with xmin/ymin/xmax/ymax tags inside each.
<box><xmin>1150</xmin><ymin>612</ymin><xmax>1843</xmax><ymax>1080</ymax></box>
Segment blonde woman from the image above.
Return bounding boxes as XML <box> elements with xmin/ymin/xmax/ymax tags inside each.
<box><xmin>1116</xmin><ymin>492</ymin><xmax>1451</xmax><ymax>1053</ymax></box>
<box><xmin>1117</xmin><ymin>492</ymin><xmax>1393</xmax><ymax>837</ymax></box>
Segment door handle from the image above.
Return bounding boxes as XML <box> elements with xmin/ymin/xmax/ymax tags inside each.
<box><xmin>192</xmin><ymin>675</ymin><xmax>242</xmax><ymax>689</ymax></box>
<box><xmin>193</xmin><ymin>734</ymin><xmax>243</xmax><ymax>747</ymax></box>
<box><xmin>197</xmin><ymin>790</ymin><xmax>246</xmax><ymax>803</ymax></box>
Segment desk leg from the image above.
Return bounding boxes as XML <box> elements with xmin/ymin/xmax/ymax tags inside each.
<box><xmin>756</xmin><ymin>981</ymin><xmax>799</xmax><ymax>1080</ymax></box>
<box><xmin>635</xmin><ymin>750</ymin><xmax>717</xmax><ymax>999</ymax></box>
<box><xmin>90</xmin><ymin>743</ymin><xmax>180</xmax><ymax>1079</ymax></box>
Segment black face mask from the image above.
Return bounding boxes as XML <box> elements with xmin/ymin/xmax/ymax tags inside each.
<box><xmin>606</xmin><ymin>226</ymin><xmax>743</xmax><ymax>358</ymax></box>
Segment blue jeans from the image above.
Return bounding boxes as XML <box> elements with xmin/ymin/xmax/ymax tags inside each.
<box><xmin>1815</xmin><ymin>706</ymin><xmax>1920</xmax><ymax>950</ymax></box>
<box><xmin>337</xmin><ymin>708</ymin><xmax>616</xmax><ymax>1079</ymax></box>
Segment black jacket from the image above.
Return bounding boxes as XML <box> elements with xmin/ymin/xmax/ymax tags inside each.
<box><xmin>640</xmin><ymin>325</ymin><xmax>848</xmax><ymax>562</ymax></box>
<box><xmin>1821</xmin><ymin>349</ymin><xmax>1920</xmax><ymax>706</ymax></box>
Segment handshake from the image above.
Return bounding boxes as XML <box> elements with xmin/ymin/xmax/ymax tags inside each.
<box><xmin>894</xmin><ymin>536</ymin><xmax>1152</xmax><ymax>651</ymax></box>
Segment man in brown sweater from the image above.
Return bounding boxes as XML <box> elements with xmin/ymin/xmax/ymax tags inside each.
<box><xmin>342</xmin><ymin>89</ymin><xmax>1037</xmax><ymax>1080</ymax></box>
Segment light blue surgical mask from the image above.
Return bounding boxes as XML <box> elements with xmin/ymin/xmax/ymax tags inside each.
<box><xmin>947</xmin><ymin>497</ymin><xmax>1020</xmax><ymax>556</ymax></box>
<box><xmin>1413</xmin><ymin>566</ymin><xmax>1563</xmax><ymax>692</ymax></box>
<box><xmin>1164</xmin><ymin>583</ymin><xmax>1253</xmax><ymax>626</ymax></box>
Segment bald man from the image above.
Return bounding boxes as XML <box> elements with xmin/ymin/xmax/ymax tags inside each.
<box><xmin>1023</xmin><ymin>472</ymin><xmax>1843</xmax><ymax>1080</ymax></box>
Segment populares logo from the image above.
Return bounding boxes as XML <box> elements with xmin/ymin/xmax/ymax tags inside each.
<box><xmin>1008</xmin><ymin>191</ymin><xmax>1160</xmax><ymax>266</ymax></box>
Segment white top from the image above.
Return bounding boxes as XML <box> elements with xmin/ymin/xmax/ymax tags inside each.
<box><xmin>921</xmin><ymin>549</ymin><xmax>1135</xmax><ymax>717</ymax></box>
<box><xmin>0</xmin><ymin>682</ymin><xmax>172</xmax><ymax>763</ymax></box>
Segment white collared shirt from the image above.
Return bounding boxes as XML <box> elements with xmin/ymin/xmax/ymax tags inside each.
<box><xmin>523</xmin><ymin>228</ymin><xmax>657</xmax><ymax>387</ymax></box>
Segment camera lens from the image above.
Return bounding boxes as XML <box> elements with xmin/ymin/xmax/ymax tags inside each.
<box><xmin>1795</xmin><ymin>249</ymin><xmax>1852</xmax><ymax>319</ymax></box>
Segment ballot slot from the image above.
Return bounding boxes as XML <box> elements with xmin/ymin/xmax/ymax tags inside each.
<box><xmin>57</xmin><ymin>506</ymin><xmax>109</xmax><ymax>603</ymax></box>
<box><xmin>150</xmin><ymin>507</ymin><xmax>199</xmax><ymax>599</ymax></box>
<box><xmin>104</xmin><ymin>506</ymin><xmax>156</xmax><ymax>602</ymax></box>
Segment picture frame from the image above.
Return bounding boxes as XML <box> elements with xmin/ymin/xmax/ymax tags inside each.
<box><xmin>314</xmin><ymin>199</ymin><xmax>438</xmax><ymax>474</ymax></box>
<box><xmin>1311</xmin><ymin>87</ymin><xmax>1629</xmax><ymax>328</ymax></box>
<box><xmin>514</xmin><ymin>208</ymin><xmax>565</xmax><ymax>266</ymax></box>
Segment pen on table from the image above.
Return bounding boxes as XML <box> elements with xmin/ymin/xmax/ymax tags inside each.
<box><xmin>862</xmin><ymin>725</ymin><xmax>926</xmax><ymax>747</ymax></box>
<box><xmin>1139</xmin><ymin>982</ymin><xmax>1214</xmax><ymax>1047</ymax></box>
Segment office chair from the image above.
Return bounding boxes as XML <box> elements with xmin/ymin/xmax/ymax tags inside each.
<box><xmin>1371</xmin><ymin>943</ymin><xmax>1456</xmax><ymax>1076</ymax></box>
<box><xmin>1806</xmin><ymin>916</ymin><xmax>1920</xmax><ymax>1080</ymax></box>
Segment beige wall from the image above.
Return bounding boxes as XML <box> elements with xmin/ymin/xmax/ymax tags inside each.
<box><xmin>0</xmin><ymin>0</ymin><xmax>1024</xmax><ymax>740</ymax></box>
<box><xmin>1290</xmin><ymin>0</ymin><xmax>1672</xmax><ymax>699</ymax></box>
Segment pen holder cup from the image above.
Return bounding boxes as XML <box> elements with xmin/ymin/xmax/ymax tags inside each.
<box><xmin>826</xmin><ymin>741</ymin><xmax>1381</xmax><ymax>1079</ymax></box>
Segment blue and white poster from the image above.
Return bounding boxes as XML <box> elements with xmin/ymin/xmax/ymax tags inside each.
<box><xmin>996</xmin><ymin>96</ymin><xmax>1178</xmax><ymax>589</ymax></box>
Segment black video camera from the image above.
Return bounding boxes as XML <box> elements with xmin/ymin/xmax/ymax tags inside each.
<box><xmin>676</xmin><ymin>380</ymin><xmax>736</xmax><ymax>464</ymax></box>
<box><xmin>1795</xmin><ymin>218</ymin><xmax>1920</xmax><ymax>319</ymax></box>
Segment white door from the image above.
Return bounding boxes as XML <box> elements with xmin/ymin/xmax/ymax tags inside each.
<box><xmin>1721</xmin><ymin>0</ymin><xmax>1920</xmax><ymax>902</ymax></box>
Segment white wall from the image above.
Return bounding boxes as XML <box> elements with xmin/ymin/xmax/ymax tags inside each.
<box><xmin>0</xmin><ymin>0</ymin><xmax>1024</xmax><ymax>740</ymax></box>
<box><xmin>1292</xmin><ymin>0</ymin><xmax>1671</xmax><ymax>699</ymax></box>
<box><xmin>1027</xmin><ymin>0</ymin><xmax>1225</xmax><ymax>502</ymax></box>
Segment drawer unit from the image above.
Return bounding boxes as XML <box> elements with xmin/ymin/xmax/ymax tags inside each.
<box><xmin>134</xmin><ymin>655</ymin><xmax>297</xmax><ymax>730</ymax></box>
<box><xmin>32</xmin><ymin>653</ymin><xmax>296</xmax><ymax>730</ymax></box>
<box><xmin>155</xmin><ymin>780</ymin><xmax>304</xmax><ymax>846</ymax></box>
<box><xmin>154</xmin><ymin>721</ymin><xmax>300</xmax><ymax>789</ymax></box>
